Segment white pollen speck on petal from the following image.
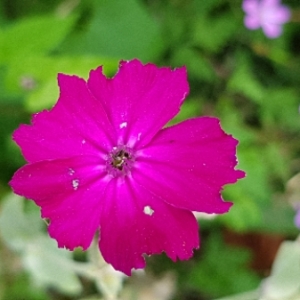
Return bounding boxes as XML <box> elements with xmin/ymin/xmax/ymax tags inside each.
<box><xmin>143</xmin><ymin>205</ymin><xmax>154</xmax><ymax>216</ymax></box>
<box><xmin>72</xmin><ymin>179</ymin><xmax>79</xmax><ymax>190</ymax></box>
<box><xmin>68</xmin><ymin>168</ymin><xmax>75</xmax><ymax>175</ymax></box>
<box><xmin>82</xmin><ymin>139</ymin><xmax>86</xmax><ymax>144</ymax></box>
<box><xmin>120</xmin><ymin>121</ymin><xmax>127</xmax><ymax>129</ymax></box>
<box><xmin>137</xmin><ymin>133</ymin><xmax>142</xmax><ymax>141</ymax></box>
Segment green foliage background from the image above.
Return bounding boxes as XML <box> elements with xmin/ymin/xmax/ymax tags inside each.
<box><xmin>0</xmin><ymin>0</ymin><xmax>300</xmax><ymax>299</ymax></box>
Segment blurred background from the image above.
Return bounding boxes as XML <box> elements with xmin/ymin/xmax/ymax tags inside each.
<box><xmin>0</xmin><ymin>0</ymin><xmax>300</xmax><ymax>299</ymax></box>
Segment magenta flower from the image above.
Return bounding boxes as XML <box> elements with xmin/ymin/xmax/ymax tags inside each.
<box><xmin>9</xmin><ymin>59</ymin><xmax>244</xmax><ymax>275</ymax></box>
<box><xmin>242</xmin><ymin>0</ymin><xmax>291</xmax><ymax>38</ymax></box>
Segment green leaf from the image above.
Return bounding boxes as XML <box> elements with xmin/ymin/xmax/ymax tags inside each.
<box><xmin>262</xmin><ymin>240</ymin><xmax>300</xmax><ymax>299</ymax></box>
<box><xmin>0</xmin><ymin>193</ymin><xmax>82</xmax><ymax>296</ymax></box>
<box><xmin>0</xmin><ymin>3</ymin><xmax>6</xmax><ymax>25</ymax></box>
<box><xmin>0</xmin><ymin>193</ymin><xmax>42</xmax><ymax>250</ymax></box>
<box><xmin>260</xmin><ymin>201</ymin><xmax>298</xmax><ymax>235</ymax></box>
<box><xmin>191</xmin><ymin>0</ymin><xmax>223</xmax><ymax>16</ymax></box>
<box><xmin>3</xmin><ymin>272</ymin><xmax>50</xmax><ymax>300</ymax></box>
<box><xmin>87</xmin><ymin>241</ymin><xmax>124</xmax><ymax>298</ymax></box>
<box><xmin>221</xmin><ymin>184</ymin><xmax>263</xmax><ymax>232</ymax></box>
<box><xmin>216</xmin><ymin>97</ymin><xmax>257</xmax><ymax>145</ymax></box>
<box><xmin>171</xmin><ymin>47</ymin><xmax>216</xmax><ymax>82</ymax></box>
<box><xmin>227</xmin><ymin>52</ymin><xmax>265</xmax><ymax>104</ymax></box>
<box><xmin>0</xmin><ymin>14</ymin><xmax>76</xmax><ymax>64</ymax></box>
<box><xmin>221</xmin><ymin>143</ymin><xmax>297</xmax><ymax>234</ymax></box>
<box><xmin>5</xmin><ymin>55</ymin><xmax>118</xmax><ymax>111</ymax></box>
<box><xmin>62</xmin><ymin>0</ymin><xmax>164</xmax><ymax>61</ymax></box>
<box><xmin>0</xmin><ymin>99</ymin><xmax>27</xmax><ymax>182</ymax></box>
<box><xmin>220</xmin><ymin>146</ymin><xmax>273</xmax><ymax>231</ymax></box>
<box><xmin>192</xmin><ymin>13</ymin><xmax>239</xmax><ymax>53</ymax></box>
<box><xmin>231</xmin><ymin>147</ymin><xmax>272</xmax><ymax>206</ymax></box>
<box><xmin>22</xmin><ymin>236</ymin><xmax>82</xmax><ymax>295</ymax></box>
<box><xmin>264</xmin><ymin>142</ymin><xmax>290</xmax><ymax>181</ymax></box>
<box><xmin>261</xmin><ymin>88</ymin><xmax>300</xmax><ymax>131</ymax></box>
<box><xmin>187</xmin><ymin>233</ymin><xmax>260</xmax><ymax>297</ymax></box>
<box><xmin>168</xmin><ymin>99</ymin><xmax>200</xmax><ymax>125</ymax></box>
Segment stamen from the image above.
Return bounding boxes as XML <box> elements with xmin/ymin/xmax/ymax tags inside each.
<box><xmin>106</xmin><ymin>146</ymin><xmax>135</xmax><ymax>177</ymax></box>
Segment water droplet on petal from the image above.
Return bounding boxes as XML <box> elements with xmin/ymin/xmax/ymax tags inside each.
<box><xmin>82</xmin><ymin>139</ymin><xmax>86</xmax><ymax>144</ymax></box>
<box><xmin>72</xmin><ymin>179</ymin><xmax>79</xmax><ymax>190</ymax></box>
<box><xmin>143</xmin><ymin>205</ymin><xmax>154</xmax><ymax>216</ymax></box>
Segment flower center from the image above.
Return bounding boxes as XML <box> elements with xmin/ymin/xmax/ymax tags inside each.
<box><xmin>112</xmin><ymin>149</ymin><xmax>130</xmax><ymax>170</ymax></box>
<box><xmin>106</xmin><ymin>146</ymin><xmax>135</xmax><ymax>177</ymax></box>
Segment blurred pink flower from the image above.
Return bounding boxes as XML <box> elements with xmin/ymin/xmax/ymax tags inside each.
<box><xmin>9</xmin><ymin>59</ymin><xmax>244</xmax><ymax>275</ymax></box>
<box><xmin>295</xmin><ymin>207</ymin><xmax>300</xmax><ymax>229</ymax></box>
<box><xmin>242</xmin><ymin>0</ymin><xmax>291</xmax><ymax>38</ymax></box>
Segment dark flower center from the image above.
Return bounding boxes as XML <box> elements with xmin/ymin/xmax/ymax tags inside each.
<box><xmin>111</xmin><ymin>149</ymin><xmax>130</xmax><ymax>171</ymax></box>
<box><xmin>106</xmin><ymin>146</ymin><xmax>135</xmax><ymax>177</ymax></box>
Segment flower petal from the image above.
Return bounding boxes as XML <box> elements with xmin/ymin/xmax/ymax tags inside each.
<box><xmin>266</xmin><ymin>6</ymin><xmax>291</xmax><ymax>24</ymax></box>
<box><xmin>242</xmin><ymin>0</ymin><xmax>259</xmax><ymax>14</ymax></box>
<box><xmin>295</xmin><ymin>209</ymin><xmax>300</xmax><ymax>229</ymax></box>
<box><xmin>99</xmin><ymin>178</ymin><xmax>199</xmax><ymax>275</ymax></box>
<box><xmin>244</xmin><ymin>15</ymin><xmax>261</xmax><ymax>29</ymax></box>
<box><xmin>263</xmin><ymin>0</ymin><xmax>281</xmax><ymax>7</ymax></box>
<box><xmin>14</xmin><ymin>74</ymin><xmax>115</xmax><ymax>163</ymax></box>
<box><xmin>87</xmin><ymin>59</ymin><xmax>189</xmax><ymax>148</ymax></box>
<box><xmin>133</xmin><ymin>117</ymin><xmax>245</xmax><ymax>214</ymax></box>
<box><xmin>262</xmin><ymin>23</ymin><xmax>283</xmax><ymax>38</ymax></box>
<box><xmin>10</xmin><ymin>156</ymin><xmax>107</xmax><ymax>250</ymax></box>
